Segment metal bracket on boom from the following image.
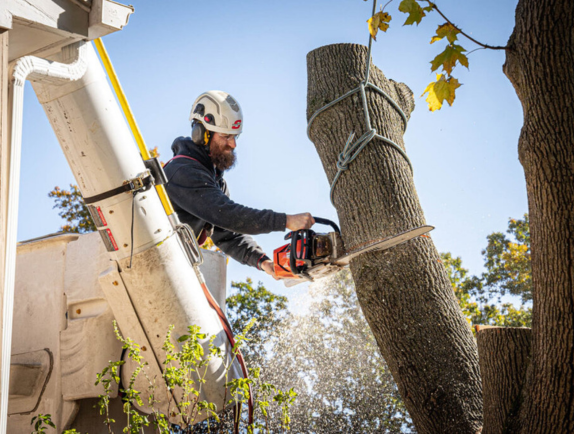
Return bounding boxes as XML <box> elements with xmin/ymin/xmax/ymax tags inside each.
<box><xmin>144</xmin><ymin>157</ymin><xmax>168</xmax><ymax>186</ymax></box>
<box><xmin>176</xmin><ymin>223</ymin><xmax>204</xmax><ymax>267</ymax></box>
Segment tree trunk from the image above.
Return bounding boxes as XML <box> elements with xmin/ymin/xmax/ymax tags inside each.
<box><xmin>503</xmin><ymin>1</ymin><xmax>574</xmax><ymax>432</ymax></box>
<box><xmin>306</xmin><ymin>43</ymin><xmax>483</xmax><ymax>434</ymax></box>
<box><xmin>476</xmin><ymin>327</ymin><xmax>531</xmax><ymax>434</ymax></box>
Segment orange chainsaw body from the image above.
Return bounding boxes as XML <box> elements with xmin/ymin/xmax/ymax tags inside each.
<box><xmin>272</xmin><ymin>217</ymin><xmax>434</xmax><ymax>285</ymax></box>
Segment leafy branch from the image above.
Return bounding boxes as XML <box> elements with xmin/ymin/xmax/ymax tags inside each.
<box><xmin>367</xmin><ymin>0</ymin><xmax>508</xmax><ymax>111</ymax></box>
<box><xmin>36</xmin><ymin>318</ymin><xmax>297</xmax><ymax>433</ymax></box>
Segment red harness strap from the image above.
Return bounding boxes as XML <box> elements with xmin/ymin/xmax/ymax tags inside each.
<box><xmin>165</xmin><ymin>154</ymin><xmax>201</xmax><ymax>165</ymax></box>
<box><xmin>199</xmin><ymin>281</ymin><xmax>254</xmax><ymax>428</ymax></box>
<box><xmin>167</xmin><ymin>154</ymin><xmax>254</xmax><ymax>425</ymax></box>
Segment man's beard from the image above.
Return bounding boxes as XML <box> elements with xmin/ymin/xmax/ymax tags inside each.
<box><xmin>210</xmin><ymin>145</ymin><xmax>237</xmax><ymax>171</ymax></box>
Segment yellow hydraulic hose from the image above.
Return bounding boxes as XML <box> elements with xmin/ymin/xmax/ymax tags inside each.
<box><xmin>93</xmin><ymin>38</ymin><xmax>175</xmax><ymax>216</ymax></box>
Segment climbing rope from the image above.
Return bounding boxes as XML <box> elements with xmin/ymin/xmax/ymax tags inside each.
<box><xmin>307</xmin><ymin>0</ymin><xmax>412</xmax><ymax>206</ymax></box>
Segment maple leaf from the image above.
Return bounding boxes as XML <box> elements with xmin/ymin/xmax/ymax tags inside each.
<box><xmin>399</xmin><ymin>0</ymin><xmax>427</xmax><ymax>26</ymax></box>
<box><xmin>421</xmin><ymin>74</ymin><xmax>461</xmax><ymax>111</ymax></box>
<box><xmin>431</xmin><ymin>23</ymin><xmax>460</xmax><ymax>44</ymax></box>
<box><xmin>430</xmin><ymin>43</ymin><xmax>469</xmax><ymax>75</ymax></box>
<box><xmin>367</xmin><ymin>11</ymin><xmax>392</xmax><ymax>41</ymax></box>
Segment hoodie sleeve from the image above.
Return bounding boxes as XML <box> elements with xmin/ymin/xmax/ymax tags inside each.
<box><xmin>209</xmin><ymin>227</ymin><xmax>270</xmax><ymax>269</ymax></box>
<box><xmin>166</xmin><ymin>161</ymin><xmax>287</xmax><ymax>235</ymax></box>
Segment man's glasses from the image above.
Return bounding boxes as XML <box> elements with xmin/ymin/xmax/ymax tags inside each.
<box><xmin>219</xmin><ymin>134</ymin><xmax>240</xmax><ymax>142</ymax></box>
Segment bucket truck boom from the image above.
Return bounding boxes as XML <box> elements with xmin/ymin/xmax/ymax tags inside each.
<box><xmin>6</xmin><ymin>40</ymin><xmax>245</xmax><ymax>433</ymax></box>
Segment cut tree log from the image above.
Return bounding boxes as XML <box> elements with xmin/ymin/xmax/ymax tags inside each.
<box><xmin>476</xmin><ymin>326</ymin><xmax>532</xmax><ymax>434</ymax></box>
<box><xmin>306</xmin><ymin>43</ymin><xmax>483</xmax><ymax>433</ymax></box>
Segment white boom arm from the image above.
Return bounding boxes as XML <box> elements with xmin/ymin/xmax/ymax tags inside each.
<box><xmin>6</xmin><ymin>41</ymin><xmax>243</xmax><ymax>430</ymax></box>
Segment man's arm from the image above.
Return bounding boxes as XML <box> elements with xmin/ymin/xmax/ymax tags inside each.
<box><xmin>167</xmin><ymin>162</ymin><xmax>287</xmax><ymax>235</ymax></box>
<box><xmin>209</xmin><ymin>226</ymin><xmax>271</xmax><ymax>270</ymax></box>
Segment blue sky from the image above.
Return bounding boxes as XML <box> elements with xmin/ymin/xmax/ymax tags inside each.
<box><xmin>18</xmin><ymin>0</ymin><xmax>524</xmax><ymax>302</ymax></box>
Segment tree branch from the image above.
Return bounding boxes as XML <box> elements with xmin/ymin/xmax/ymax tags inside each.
<box><xmin>428</xmin><ymin>2</ymin><xmax>508</xmax><ymax>50</ymax></box>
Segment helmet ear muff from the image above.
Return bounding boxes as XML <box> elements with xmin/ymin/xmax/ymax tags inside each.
<box><xmin>192</xmin><ymin>121</ymin><xmax>207</xmax><ymax>145</ymax></box>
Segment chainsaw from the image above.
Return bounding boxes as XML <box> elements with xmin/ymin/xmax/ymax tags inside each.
<box><xmin>273</xmin><ymin>217</ymin><xmax>434</xmax><ymax>286</ymax></box>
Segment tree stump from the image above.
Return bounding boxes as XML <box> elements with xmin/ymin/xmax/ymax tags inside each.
<box><xmin>476</xmin><ymin>326</ymin><xmax>531</xmax><ymax>434</ymax></box>
<box><xmin>306</xmin><ymin>43</ymin><xmax>483</xmax><ymax>433</ymax></box>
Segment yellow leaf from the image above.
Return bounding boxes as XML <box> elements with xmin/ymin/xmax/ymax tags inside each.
<box><xmin>430</xmin><ymin>23</ymin><xmax>460</xmax><ymax>44</ymax></box>
<box><xmin>367</xmin><ymin>11</ymin><xmax>391</xmax><ymax>41</ymax></box>
<box><xmin>367</xmin><ymin>13</ymin><xmax>381</xmax><ymax>40</ymax></box>
<box><xmin>421</xmin><ymin>74</ymin><xmax>461</xmax><ymax>111</ymax></box>
<box><xmin>378</xmin><ymin>12</ymin><xmax>392</xmax><ymax>32</ymax></box>
<box><xmin>149</xmin><ymin>146</ymin><xmax>160</xmax><ymax>159</ymax></box>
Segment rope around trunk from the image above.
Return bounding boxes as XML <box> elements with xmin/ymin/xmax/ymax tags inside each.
<box><xmin>306</xmin><ymin>0</ymin><xmax>412</xmax><ymax>206</ymax></box>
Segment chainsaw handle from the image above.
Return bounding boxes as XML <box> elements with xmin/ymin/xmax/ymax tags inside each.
<box><xmin>313</xmin><ymin>217</ymin><xmax>341</xmax><ymax>234</ymax></box>
<box><xmin>289</xmin><ymin>232</ymin><xmax>299</xmax><ymax>276</ymax></box>
<box><xmin>289</xmin><ymin>229</ymin><xmax>314</xmax><ymax>276</ymax></box>
<box><xmin>285</xmin><ymin>217</ymin><xmax>339</xmax><ymax>277</ymax></box>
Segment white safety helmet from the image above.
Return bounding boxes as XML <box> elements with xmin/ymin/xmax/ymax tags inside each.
<box><xmin>189</xmin><ymin>90</ymin><xmax>243</xmax><ymax>135</ymax></box>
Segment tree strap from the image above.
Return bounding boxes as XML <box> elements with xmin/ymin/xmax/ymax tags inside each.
<box><xmin>83</xmin><ymin>171</ymin><xmax>154</xmax><ymax>205</ymax></box>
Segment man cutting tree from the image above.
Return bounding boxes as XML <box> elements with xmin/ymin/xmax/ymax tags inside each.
<box><xmin>164</xmin><ymin>90</ymin><xmax>314</xmax><ymax>278</ymax></box>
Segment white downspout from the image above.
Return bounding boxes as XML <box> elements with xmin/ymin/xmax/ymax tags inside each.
<box><xmin>1</xmin><ymin>42</ymin><xmax>88</xmax><ymax>433</ymax></box>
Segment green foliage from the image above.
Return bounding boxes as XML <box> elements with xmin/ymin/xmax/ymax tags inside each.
<box><xmin>30</xmin><ymin>414</ymin><xmax>56</xmax><ymax>434</ymax></box>
<box><xmin>229</xmin><ymin>271</ymin><xmax>413</xmax><ymax>433</ymax></box>
<box><xmin>49</xmin><ymin>185</ymin><xmax>96</xmax><ymax>233</ymax></box>
<box><xmin>477</xmin><ymin>214</ymin><xmax>532</xmax><ymax>303</ymax></box>
<box><xmin>97</xmin><ymin>320</ymin><xmax>294</xmax><ymax>433</ymax></box>
<box><xmin>226</xmin><ymin>278</ymin><xmax>288</xmax><ymax>364</ymax></box>
<box><xmin>33</xmin><ymin>318</ymin><xmax>297</xmax><ymax>433</ymax></box>
<box><xmin>441</xmin><ymin>252</ymin><xmax>532</xmax><ymax>328</ymax></box>
<box><xmin>441</xmin><ymin>214</ymin><xmax>532</xmax><ymax>328</ymax></box>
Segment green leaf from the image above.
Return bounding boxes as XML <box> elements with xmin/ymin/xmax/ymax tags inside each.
<box><xmin>398</xmin><ymin>0</ymin><xmax>427</xmax><ymax>26</ymax></box>
<box><xmin>430</xmin><ymin>43</ymin><xmax>468</xmax><ymax>75</ymax></box>
<box><xmin>430</xmin><ymin>23</ymin><xmax>460</xmax><ymax>44</ymax></box>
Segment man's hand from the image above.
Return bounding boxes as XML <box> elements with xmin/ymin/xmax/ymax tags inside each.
<box><xmin>286</xmin><ymin>213</ymin><xmax>315</xmax><ymax>231</ymax></box>
<box><xmin>261</xmin><ymin>260</ymin><xmax>279</xmax><ymax>280</ymax></box>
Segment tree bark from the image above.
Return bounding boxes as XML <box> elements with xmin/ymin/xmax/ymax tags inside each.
<box><xmin>503</xmin><ymin>1</ymin><xmax>574</xmax><ymax>432</ymax></box>
<box><xmin>307</xmin><ymin>43</ymin><xmax>483</xmax><ymax>434</ymax></box>
<box><xmin>476</xmin><ymin>327</ymin><xmax>531</xmax><ymax>434</ymax></box>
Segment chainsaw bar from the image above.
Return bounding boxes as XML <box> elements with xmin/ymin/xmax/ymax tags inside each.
<box><xmin>332</xmin><ymin>225</ymin><xmax>434</xmax><ymax>266</ymax></box>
